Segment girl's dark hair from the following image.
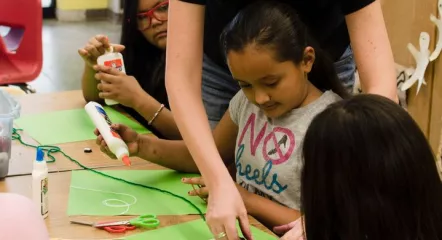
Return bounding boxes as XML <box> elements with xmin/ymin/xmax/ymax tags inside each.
<box><xmin>301</xmin><ymin>94</ymin><xmax>442</xmax><ymax>239</ymax></box>
<box><xmin>219</xmin><ymin>1</ymin><xmax>349</xmax><ymax>98</ymax></box>
<box><xmin>121</xmin><ymin>0</ymin><xmax>168</xmax><ymax>109</ymax></box>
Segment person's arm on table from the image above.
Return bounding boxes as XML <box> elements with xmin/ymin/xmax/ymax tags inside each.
<box><xmin>346</xmin><ymin>0</ymin><xmax>398</xmax><ymax>102</ymax></box>
<box><xmin>165</xmin><ymin>1</ymin><xmax>252</xmax><ymax>238</ymax></box>
<box><xmin>137</xmin><ymin>110</ymin><xmax>238</xmax><ymax>173</ymax></box>
<box><xmin>132</xmin><ymin>94</ymin><xmax>182</xmax><ymax>140</ymax></box>
<box><xmin>238</xmin><ymin>186</ymin><xmax>301</xmax><ymax>230</ymax></box>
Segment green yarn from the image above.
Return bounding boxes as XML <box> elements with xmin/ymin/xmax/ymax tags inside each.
<box><xmin>12</xmin><ymin>128</ymin><xmax>205</xmax><ymax>220</ymax></box>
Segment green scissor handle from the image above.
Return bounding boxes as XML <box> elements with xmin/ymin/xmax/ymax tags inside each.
<box><xmin>129</xmin><ymin>214</ymin><xmax>160</xmax><ymax>228</ymax></box>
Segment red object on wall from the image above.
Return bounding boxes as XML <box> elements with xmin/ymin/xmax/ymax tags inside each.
<box><xmin>0</xmin><ymin>0</ymin><xmax>43</xmax><ymax>85</ymax></box>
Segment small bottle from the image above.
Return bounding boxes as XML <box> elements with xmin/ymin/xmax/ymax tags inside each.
<box><xmin>32</xmin><ymin>147</ymin><xmax>49</xmax><ymax>219</ymax></box>
<box><xmin>84</xmin><ymin>101</ymin><xmax>131</xmax><ymax>166</ymax></box>
<box><xmin>97</xmin><ymin>46</ymin><xmax>126</xmax><ymax>106</ymax></box>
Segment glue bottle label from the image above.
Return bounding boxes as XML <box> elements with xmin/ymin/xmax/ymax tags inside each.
<box><xmin>41</xmin><ymin>177</ymin><xmax>49</xmax><ymax>216</ymax></box>
<box><xmin>104</xmin><ymin>59</ymin><xmax>124</xmax><ymax>72</ymax></box>
<box><xmin>95</xmin><ymin>105</ymin><xmax>122</xmax><ymax>139</ymax></box>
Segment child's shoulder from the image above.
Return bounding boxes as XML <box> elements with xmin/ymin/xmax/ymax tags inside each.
<box><xmin>299</xmin><ymin>90</ymin><xmax>342</xmax><ymax>116</ymax></box>
<box><xmin>323</xmin><ymin>90</ymin><xmax>343</xmax><ymax>103</ymax></box>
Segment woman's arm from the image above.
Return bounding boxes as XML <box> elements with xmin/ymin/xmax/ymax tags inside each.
<box><xmin>239</xmin><ymin>186</ymin><xmax>301</xmax><ymax>230</ymax></box>
<box><xmin>345</xmin><ymin>0</ymin><xmax>398</xmax><ymax>102</ymax></box>
<box><xmin>166</xmin><ymin>1</ymin><xmax>229</xmax><ymax>185</ymax></box>
<box><xmin>136</xmin><ymin>111</ymin><xmax>238</xmax><ymax>173</ymax></box>
<box><xmin>166</xmin><ymin>1</ymin><xmax>251</xmax><ymax>238</ymax></box>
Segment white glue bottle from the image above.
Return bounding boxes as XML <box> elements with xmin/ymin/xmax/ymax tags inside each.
<box><xmin>85</xmin><ymin>101</ymin><xmax>131</xmax><ymax>166</ymax></box>
<box><xmin>32</xmin><ymin>147</ymin><xmax>49</xmax><ymax>219</ymax></box>
<box><xmin>97</xmin><ymin>46</ymin><xmax>127</xmax><ymax>106</ymax></box>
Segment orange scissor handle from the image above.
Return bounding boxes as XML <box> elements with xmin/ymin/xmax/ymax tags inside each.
<box><xmin>102</xmin><ymin>225</ymin><xmax>136</xmax><ymax>233</ymax></box>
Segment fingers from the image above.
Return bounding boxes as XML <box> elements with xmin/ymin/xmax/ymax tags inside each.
<box><xmin>98</xmin><ymin>91</ymin><xmax>114</xmax><ymax>100</ymax></box>
<box><xmin>280</xmin><ymin>228</ymin><xmax>305</xmax><ymax>240</ymax></box>
<box><xmin>97</xmin><ymin>136</ymin><xmax>116</xmax><ymax>159</ymax></box>
<box><xmin>181</xmin><ymin>177</ymin><xmax>205</xmax><ymax>186</ymax></box>
<box><xmin>78</xmin><ymin>48</ymin><xmax>90</xmax><ymax>58</ymax></box>
<box><xmin>210</xmin><ymin>225</ymin><xmax>229</xmax><ymax>240</ymax></box>
<box><xmin>97</xmin><ymin>81</ymin><xmax>113</xmax><ymax>92</ymax></box>
<box><xmin>110</xmin><ymin>123</ymin><xmax>121</xmax><ymax>131</ymax></box>
<box><xmin>112</xmin><ymin>44</ymin><xmax>126</xmax><ymax>53</ymax></box>
<box><xmin>238</xmin><ymin>213</ymin><xmax>253</xmax><ymax>240</ymax></box>
<box><xmin>94</xmin><ymin>128</ymin><xmax>116</xmax><ymax>159</ymax></box>
<box><xmin>80</xmin><ymin>35</ymin><xmax>111</xmax><ymax>65</ymax></box>
<box><xmin>85</xmin><ymin>44</ymin><xmax>103</xmax><ymax>58</ymax></box>
<box><xmin>278</xmin><ymin>218</ymin><xmax>305</xmax><ymax>240</ymax></box>
<box><xmin>273</xmin><ymin>219</ymin><xmax>300</xmax><ymax>235</ymax></box>
<box><xmin>89</xmin><ymin>35</ymin><xmax>109</xmax><ymax>55</ymax></box>
<box><xmin>95</xmin><ymin>35</ymin><xmax>110</xmax><ymax>49</ymax></box>
<box><xmin>94</xmin><ymin>66</ymin><xmax>125</xmax><ymax>85</ymax></box>
<box><xmin>188</xmin><ymin>185</ymin><xmax>209</xmax><ymax>198</ymax></box>
<box><xmin>94</xmin><ymin>65</ymin><xmax>125</xmax><ymax>77</ymax></box>
<box><xmin>224</xmin><ymin>218</ymin><xmax>240</xmax><ymax>240</ymax></box>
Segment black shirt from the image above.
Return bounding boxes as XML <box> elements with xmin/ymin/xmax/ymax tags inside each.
<box><xmin>178</xmin><ymin>0</ymin><xmax>374</xmax><ymax>70</ymax></box>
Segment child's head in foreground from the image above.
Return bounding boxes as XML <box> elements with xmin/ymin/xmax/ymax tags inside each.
<box><xmin>301</xmin><ymin>94</ymin><xmax>442</xmax><ymax>239</ymax></box>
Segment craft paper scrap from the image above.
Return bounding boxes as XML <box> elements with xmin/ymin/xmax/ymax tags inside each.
<box><xmin>15</xmin><ymin>107</ymin><xmax>150</xmax><ymax>145</ymax></box>
<box><xmin>123</xmin><ymin>219</ymin><xmax>277</xmax><ymax>240</ymax></box>
<box><xmin>67</xmin><ymin>170</ymin><xmax>207</xmax><ymax>216</ymax></box>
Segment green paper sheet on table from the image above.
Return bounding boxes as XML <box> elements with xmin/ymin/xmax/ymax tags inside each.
<box><xmin>123</xmin><ymin>219</ymin><xmax>277</xmax><ymax>240</ymax></box>
<box><xmin>68</xmin><ymin>170</ymin><xmax>207</xmax><ymax>216</ymax></box>
<box><xmin>14</xmin><ymin>107</ymin><xmax>150</xmax><ymax>145</ymax></box>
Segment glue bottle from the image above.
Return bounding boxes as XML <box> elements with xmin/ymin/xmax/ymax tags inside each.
<box><xmin>85</xmin><ymin>101</ymin><xmax>131</xmax><ymax>166</ymax></box>
<box><xmin>97</xmin><ymin>46</ymin><xmax>126</xmax><ymax>106</ymax></box>
<box><xmin>32</xmin><ymin>147</ymin><xmax>49</xmax><ymax>219</ymax></box>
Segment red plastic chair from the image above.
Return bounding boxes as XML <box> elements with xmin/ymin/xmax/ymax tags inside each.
<box><xmin>0</xmin><ymin>0</ymin><xmax>43</xmax><ymax>85</ymax></box>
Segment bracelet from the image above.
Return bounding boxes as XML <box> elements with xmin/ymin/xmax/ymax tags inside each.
<box><xmin>148</xmin><ymin>104</ymin><xmax>164</xmax><ymax>125</ymax></box>
<box><xmin>301</xmin><ymin>215</ymin><xmax>306</xmax><ymax>239</ymax></box>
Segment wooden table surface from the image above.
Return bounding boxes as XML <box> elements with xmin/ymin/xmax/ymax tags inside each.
<box><xmin>8</xmin><ymin>90</ymin><xmax>150</xmax><ymax>176</ymax></box>
<box><xmin>1</xmin><ymin>91</ymin><xmax>274</xmax><ymax>239</ymax></box>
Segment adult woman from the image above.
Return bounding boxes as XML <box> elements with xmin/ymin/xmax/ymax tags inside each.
<box><xmin>165</xmin><ymin>0</ymin><xmax>397</xmax><ymax>239</ymax></box>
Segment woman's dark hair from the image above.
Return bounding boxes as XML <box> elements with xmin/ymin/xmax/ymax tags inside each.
<box><xmin>121</xmin><ymin>0</ymin><xmax>168</xmax><ymax>108</ymax></box>
<box><xmin>219</xmin><ymin>1</ymin><xmax>349</xmax><ymax>99</ymax></box>
<box><xmin>301</xmin><ymin>94</ymin><xmax>442</xmax><ymax>239</ymax></box>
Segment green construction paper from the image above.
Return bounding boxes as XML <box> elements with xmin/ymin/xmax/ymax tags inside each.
<box><xmin>123</xmin><ymin>219</ymin><xmax>277</xmax><ymax>240</ymax></box>
<box><xmin>67</xmin><ymin>170</ymin><xmax>207</xmax><ymax>216</ymax></box>
<box><xmin>15</xmin><ymin>107</ymin><xmax>150</xmax><ymax>145</ymax></box>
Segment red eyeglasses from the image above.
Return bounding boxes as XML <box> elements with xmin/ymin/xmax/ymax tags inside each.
<box><xmin>136</xmin><ymin>0</ymin><xmax>169</xmax><ymax>30</ymax></box>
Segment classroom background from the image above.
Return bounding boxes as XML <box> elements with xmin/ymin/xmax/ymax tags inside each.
<box><xmin>1</xmin><ymin>0</ymin><xmax>442</xmax><ymax>238</ymax></box>
<box><xmin>16</xmin><ymin>0</ymin><xmax>442</xmax><ymax>172</ymax></box>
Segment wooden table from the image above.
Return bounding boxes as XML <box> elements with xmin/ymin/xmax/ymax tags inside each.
<box><xmin>8</xmin><ymin>90</ymin><xmax>151</xmax><ymax>176</ymax></box>
<box><xmin>1</xmin><ymin>91</ymin><xmax>274</xmax><ymax>239</ymax></box>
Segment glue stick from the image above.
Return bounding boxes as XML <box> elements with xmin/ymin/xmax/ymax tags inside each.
<box><xmin>97</xmin><ymin>46</ymin><xmax>126</xmax><ymax>106</ymax></box>
<box><xmin>85</xmin><ymin>101</ymin><xmax>131</xmax><ymax>166</ymax></box>
<box><xmin>32</xmin><ymin>147</ymin><xmax>49</xmax><ymax>219</ymax></box>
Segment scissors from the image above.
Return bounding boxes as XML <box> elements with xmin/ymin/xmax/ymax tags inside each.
<box><xmin>71</xmin><ymin>214</ymin><xmax>160</xmax><ymax>233</ymax></box>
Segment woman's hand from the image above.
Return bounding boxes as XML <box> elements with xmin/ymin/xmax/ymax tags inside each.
<box><xmin>78</xmin><ymin>35</ymin><xmax>125</xmax><ymax>67</ymax></box>
<box><xmin>274</xmin><ymin>217</ymin><xmax>305</xmax><ymax>240</ymax></box>
<box><xmin>183</xmin><ymin>177</ymin><xmax>252</xmax><ymax>203</ymax></box>
<box><xmin>94</xmin><ymin>124</ymin><xmax>140</xmax><ymax>158</ymax></box>
<box><xmin>183</xmin><ymin>177</ymin><xmax>253</xmax><ymax>240</ymax></box>
<box><xmin>93</xmin><ymin>65</ymin><xmax>145</xmax><ymax>108</ymax></box>
<box><xmin>182</xmin><ymin>177</ymin><xmax>209</xmax><ymax>202</ymax></box>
